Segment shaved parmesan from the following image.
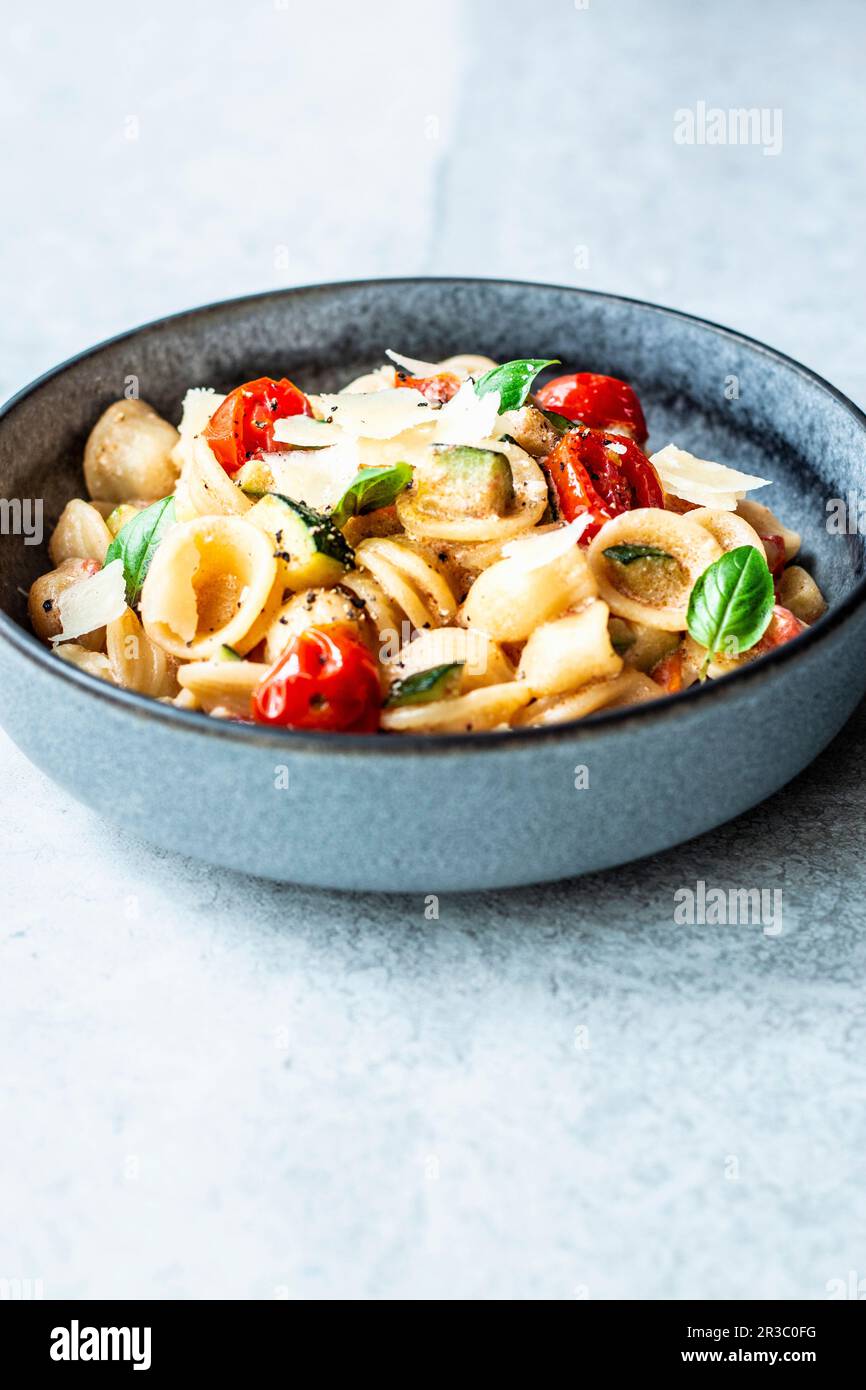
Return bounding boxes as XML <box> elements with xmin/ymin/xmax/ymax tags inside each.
<box><xmin>176</xmin><ymin>387</ymin><xmax>224</xmax><ymax>440</ymax></box>
<box><xmin>501</xmin><ymin>516</ymin><xmax>591</xmax><ymax>571</ymax></box>
<box><xmin>386</xmin><ymin>349</ymin><xmax>443</xmax><ymax>377</ymax></box>
<box><xmin>316</xmin><ymin>388</ymin><xmax>434</xmax><ymax>439</ymax></box>
<box><xmin>259</xmin><ymin>439</ymin><xmax>361</xmax><ymax>511</ymax></box>
<box><xmin>650</xmin><ymin>443</ymin><xmax>770</xmax><ymax>510</ymax></box>
<box><xmin>53</xmin><ymin>559</ymin><xmax>126</xmax><ymax>644</ymax></box>
<box><xmin>432</xmin><ymin>380</ymin><xmax>501</xmax><ymax>445</ymax></box>
<box><xmin>272</xmin><ymin>416</ymin><xmax>344</xmax><ymax>448</ymax></box>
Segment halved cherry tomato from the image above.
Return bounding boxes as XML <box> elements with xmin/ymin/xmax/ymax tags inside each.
<box><xmin>543</xmin><ymin>428</ymin><xmax>664</xmax><ymax>540</ymax></box>
<box><xmin>251</xmin><ymin>624</ymin><xmax>381</xmax><ymax>733</ymax></box>
<box><xmin>753</xmin><ymin>605</ymin><xmax>807</xmax><ymax>654</ymax></box>
<box><xmin>395</xmin><ymin>371</ymin><xmax>462</xmax><ymax>404</ymax></box>
<box><xmin>760</xmin><ymin>534</ymin><xmax>786</xmax><ymax>588</ymax></box>
<box><xmin>203</xmin><ymin>376</ymin><xmax>312</xmax><ymax>474</ymax></box>
<box><xmin>651</xmin><ymin>649</ymin><xmax>684</xmax><ymax>693</ymax></box>
<box><xmin>535</xmin><ymin>372</ymin><xmax>648</xmax><ymax>444</ymax></box>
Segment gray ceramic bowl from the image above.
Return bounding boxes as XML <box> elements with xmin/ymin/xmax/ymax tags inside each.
<box><xmin>1</xmin><ymin>279</ymin><xmax>864</xmax><ymax>890</ymax></box>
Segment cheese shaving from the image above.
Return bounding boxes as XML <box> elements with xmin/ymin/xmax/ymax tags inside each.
<box><xmin>259</xmin><ymin>439</ymin><xmax>361</xmax><ymax>511</ymax></box>
<box><xmin>501</xmin><ymin>516</ymin><xmax>591</xmax><ymax>571</ymax></box>
<box><xmin>53</xmin><ymin>559</ymin><xmax>127</xmax><ymax>644</ymax></box>
<box><xmin>176</xmin><ymin>387</ymin><xmax>224</xmax><ymax>440</ymax></box>
<box><xmin>650</xmin><ymin>443</ymin><xmax>770</xmax><ymax>510</ymax></box>
<box><xmin>315</xmin><ymin>388</ymin><xmax>434</xmax><ymax>439</ymax></box>
<box><xmin>385</xmin><ymin>349</ymin><xmax>443</xmax><ymax>377</ymax></box>
<box><xmin>432</xmin><ymin>380</ymin><xmax>501</xmax><ymax>445</ymax></box>
<box><xmin>272</xmin><ymin>416</ymin><xmax>343</xmax><ymax>448</ymax></box>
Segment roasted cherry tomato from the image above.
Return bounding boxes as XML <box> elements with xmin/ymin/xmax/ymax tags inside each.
<box><xmin>760</xmin><ymin>534</ymin><xmax>786</xmax><ymax>587</ymax></box>
<box><xmin>753</xmin><ymin>605</ymin><xmax>807</xmax><ymax>653</ymax></box>
<box><xmin>543</xmin><ymin>428</ymin><xmax>664</xmax><ymax>540</ymax></box>
<box><xmin>535</xmin><ymin>372</ymin><xmax>648</xmax><ymax>444</ymax></box>
<box><xmin>251</xmin><ymin>624</ymin><xmax>381</xmax><ymax>733</ymax></box>
<box><xmin>651</xmin><ymin>649</ymin><xmax>684</xmax><ymax>693</ymax></box>
<box><xmin>395</xmin><ymin>371</ymin><xmax>462</xmax><ymax>404</ymax></box>
<box><xmin>203</xmin><ymin>376</ymin><xmax>311</xmax><ymax>474</ymax></box>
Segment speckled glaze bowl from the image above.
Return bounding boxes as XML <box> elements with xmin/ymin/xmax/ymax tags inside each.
<box><xmin>1</xmin><ymin>279</ymin><xmax>864</xmax><ymax>890</ymax></box>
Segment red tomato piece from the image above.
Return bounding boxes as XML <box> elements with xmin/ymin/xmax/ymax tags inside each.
<box><xmin>543</xmin><ymin>428</ymin><xmax>664</xmax><ymax>541</ymax></box>
<box><xmin>651</xmin><ymin>649</ymin><xmax>684</xmax><ymax>693</ymax></box>
<box><xmin>536</xmin><ymin>372</ymin><xmax>648</xmax><ymax>444</ymax></box>
<box><xmin>753</xmin><ymin>605</ymin><xmax>808</xmax><ymax>654</ymax></box>
<box><xmin>251</xmin><ymin>624</ymin><xmax>381</xmax><ymax>733</ymax></box>
<box><xmin>203</xmin><ymin>377</ymin><xmax>312</xmax><ymax>474</ymax></box>
<box><xmin>395</xmin><ymin>371</ymin><xmax>462</xmax><ymax>404</ymax></box>
<box><xmin>760</xmin><ymin>534</ymin><xmax>787</xmax><ymax>587</ymax></box>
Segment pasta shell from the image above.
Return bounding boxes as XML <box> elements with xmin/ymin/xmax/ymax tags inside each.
<box><xmin>141</xmin><ymin>515</ymin><xmax>278</xmax><ymax>659</ymax></box>
<box><xmin>381</xmin><ymin>680</ymin><xmax>531</xmax><ymax>733</ymax></box>
<box><xmin>588</xmin><ymin>509</ymin><xmax>722</xmax><ymax>630</ymax></box>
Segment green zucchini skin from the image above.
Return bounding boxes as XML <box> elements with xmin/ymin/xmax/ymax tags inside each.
<box><xmin>386</xmin><ymin>662</ymin><xmax>465</xmax><ymax>708</ymax></box>
<box><xmin>247</xmin><ymin>492</ymin><xmax>354</xmax><ymax>590</ymax></box>
<box><xmin>417</xmin><ymin>446</ymin><xmax>515</xmax><ymax>519</ymax></box>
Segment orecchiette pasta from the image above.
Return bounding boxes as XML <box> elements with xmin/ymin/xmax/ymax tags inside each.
<box><xmin>588</xmin><ymin>509</ymin><xmax>722</xmax><ymax>630</ymax></box>
<box><xmin>174</xmin><ymin>437</ymin><xmax>253</xmax><ymax>522</ymax></box>
<box><xmin>263</xmin><ymin>585</ymin><xmax>375</xmax><ymax>664</ymax></box>
<box><xmin>397</xmin><ymin>445</ymin><xmax>548</xmax><ymax>543</ymax></box>
<box><xmin>736</xmin><ymin>498</ymin><xmax>800</xmax><ymax>562</ymax></box>
<box><xmin>381</xmin><ymin>681</ymin><xmax>532</xmax><ymax>733</ymax></box>
<box><xmin>84</xmin><ymin>399</ymin><xmax>180</xmax><ymax>502</ymax></box>
<box><xmin>176</xmin><ymin>659</ymin><xmax>270</xmax><ymax>715</ymax></box>
<box><xmin>688</xmin><ymin>507</ymin><xmax>764</xmax><ymax>556</ymax></box>
<box><xmin>106</xmin><ymin>607</ymin><xmax>178</xmax><ymax>698</ymax></box>
<box><xmin>28</xmin><ymin>558</ymin><xmax>105</xmax><ymax>649</ymax></box>
<box><xmin>518</xmin><ymin>600</ymin><xmax>622</xmax><ymax>697</ymax></box>
<box><xmin>776</xmin><ymin>564</ymin><xmax>827</xmax><ymax>625</ymax></box>
<box><xmin>54</xmin><ymin>643</ymin><xmax>115</xmax><ymax>684</ymax></box>
<box><xmin>49</xmin><ymin>499</ymin><xmax>113</xmax><ymax>567</ymax></box>
<box><xmin>388</xmin><ymin>625</ymin><xmax>515</xmax><ymax>692</ymax></box>
<box><xmin>459</xmin><ymin>532</ymin><xmax>595</xmax><ymax>642</ymax></box>
<box><xmin>32</xmin><ymin>354</ymin><xmax>826</xmax><ymax>733</ymax></box>
<box><xmin>140</xmin><ymin>516</ymin><xmax>277</xmax><ymax>659</ymax></box>
<box><xmin>513</xmin><ymin>669</ymin><xmax>660</xmax><ymax>727</ymax></box>
<box><xmin>355</xmin><ymin>538</ymin><xmax>457</xmax><ymax>633</ymax></box>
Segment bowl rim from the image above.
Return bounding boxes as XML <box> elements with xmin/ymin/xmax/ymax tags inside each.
<box><xmin>1</xmin><ymin>274</ymin><xmax>864</xmax><ymax>756</ymax></box>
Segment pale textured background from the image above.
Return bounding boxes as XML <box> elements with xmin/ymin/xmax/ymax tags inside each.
<box><xmin>1</xmin><ymin>0</ymin><xmax>865</xmax><ymax>1300</ymax></box>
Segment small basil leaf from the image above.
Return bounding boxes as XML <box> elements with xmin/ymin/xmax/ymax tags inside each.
<box><xmin>604</xmin><ymin>544</ymin><xmax>675</xmax><ymax>565</ymax></box>
<box><xmin>539</xmin><ymin>407</ymin><xmax>581</xmax><ymax>433</ymax></box>
<box><xmin>385</xmin><ymin>662</ymin><xmax>464</xmax><ymax>708</ymax></box>
<box><xmin>104</xmin><ymin>496</ymin><xmax>176</xmax><ymax>605</ymax></box>
<box><xmin>474</xmin><ymin>359</ymin><xmax>559</xmax><ymax>413</ymax></box>
<box><xmin>686</xmin><ymin>545</ymin><xmax>774</xmax><ymax>660</ymax></box>
<box><xmin>330</xmin><ymin>463</ymin><xmax>413</xmax><ymax>530</ymax></box>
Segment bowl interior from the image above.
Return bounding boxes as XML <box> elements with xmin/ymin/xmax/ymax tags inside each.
<box><xmin>1</xmin><ymin>279</ymin><xmax>864</xmax><ymax>632</ymax></box>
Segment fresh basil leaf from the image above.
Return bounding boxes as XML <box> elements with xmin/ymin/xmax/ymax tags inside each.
<box><xmin>686</xmin><ymin>545</ymin><xmax>774</xmax><ymax>660</ymax></box>
<box><xmin>104</xmin><ymin>496</ymin><xmax>176</xmax><ymax>605</ymax></box>
<box><xmin>539</xmin><ymin>407</ymin><xmax>580</xmax><ymax>434</ymax></box>
<box><xmin>330</xmin><ymin>463</ymin><xmax>413</xmax><ymax>530</ymax></box>
<box><xmin>385</xmin><ymin>662</ymin><xmax>464</xmax><ymax>708</ymax></box>
<box><xmin>604</xmin><ymin>544</ymin><xmax>675</xmax><ymax>565</ymax></box>
<box><xmin>474</xmin><ymin>359</ymin><xmax>559</xmax><ymax>413</ymax></box>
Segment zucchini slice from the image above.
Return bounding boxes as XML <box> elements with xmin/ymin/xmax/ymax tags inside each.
<box><xmin>386</xmin><ymin>662</ymin><xmax>464</xmax><ymax>708</ymax></box>
<box><xmin>247</xmin><ymin>492</ymin><xmax>354</xmax><ymax>591</ymax></box>
<box><xmin>235</xmin><ymin>458</ymin><xmax>275</xmax><ymax>497</ymax></box>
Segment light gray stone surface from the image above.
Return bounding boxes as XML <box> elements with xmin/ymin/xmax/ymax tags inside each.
<box><xmin>1</xmin><ymin>0</ymin><xmax>864</xmax><ymax>1300</ymax></box>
